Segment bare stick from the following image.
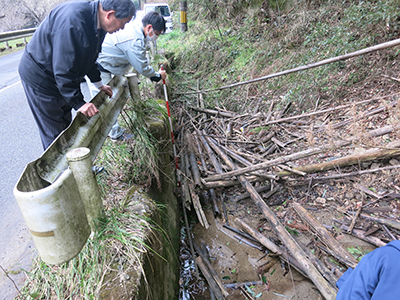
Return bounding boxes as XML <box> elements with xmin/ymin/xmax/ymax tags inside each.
<box><xmin>0</xmin><ymin>264</ymin><xmax>21</xmax><ymax>296</ymax></box>
<box><xmin>348</xmin><ymin>203</ymin><xmax>363</xmax><ymax>234</ymax></box>
<box><xmin>195</xmin><ymin>256</ymin><xmax>225</xmax><ymax>299</ymax></box>
<box><xmin>347</xmin><ymin>211</ymin><xmax>400</xmax><ymax>231</ymax></box>
<box><xmin>193</xmin><ymin>241</ymin><xmax>229</xmax><ymax>298</ymax></box>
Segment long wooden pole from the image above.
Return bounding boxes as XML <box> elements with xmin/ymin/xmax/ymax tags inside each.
<box><xmin>292</xmin><ymin>203</ymin><xmax>358</xmax><ymax>269</ymax></box>
<box><xmin>181</xmin><ymin>38</ymin><xmax>400</xmax><ymax>94</ymax></box>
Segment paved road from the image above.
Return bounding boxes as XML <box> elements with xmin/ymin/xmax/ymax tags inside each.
<box><xmin>0</xmin><ymin>50</ymin><xmax>43</xmax><ymax>299</ymax></box>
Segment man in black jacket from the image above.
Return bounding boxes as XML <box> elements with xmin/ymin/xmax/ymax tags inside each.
<box><xmin>18</xmin><ymin>0</ymin><xmax>136</xmax><ymax>150</ymax></box>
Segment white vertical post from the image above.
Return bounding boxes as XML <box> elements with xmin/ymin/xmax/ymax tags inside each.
<box><xmin>66</xmin><ymin>147</ymin><xmax>103</xmax><ymax>231</ymax></box>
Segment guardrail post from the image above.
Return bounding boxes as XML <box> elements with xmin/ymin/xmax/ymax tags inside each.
<box><xmin>126</xmin><ymin>73</ymin><xmax>140</xmax><ymax>101</ymax></box>
<box><xmin>66</xmin><ymin>147</ymin><xmax>103</xmax><ymax>232</ymax></box>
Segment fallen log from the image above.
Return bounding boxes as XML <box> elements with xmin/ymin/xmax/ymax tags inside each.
<box><xmin>326</xmin><ymin>224</ymin><xmax>387</xmax><ymax>248</ymax></box>
<box><xmin>287</xmin><ymin>164</ymin><xmax>400</xmax><ymax>182</ymax></box>
<box><xmin>189</xmin><ymin>106</ymin><xmax>238</xmax><ymax>118</ymax></box>
<box><xmin>318</xmin><ymin>102</ymin><xmax>394</xmax><ymax>132</ymax></box>
<box><xmin>188</xmin><ymin>150</ymin><xmax>202</xmax><ymax>187</ymax></box>
<box><xmin>188</xmin><ymin>181</ymin><xmax>209</xmax><ymax>229</ymax></box>
<box><xmin>295</xmin><ymin>236</ymin><xmax>338</xmax><ymax>287</ymax></box>
<box><xmin>193</xmin><ymin>241</ymin><xmax>229</xmax><ymax>298</ymax></box>
<box><xmin>181</xmin><ymin>38</ymin><xmax>400</xmax><ymax>94</ymax></box>
<box><xmin>209</xmin><ymin>188</ymin><xmax>220</xmax><ymax>216</ymax></box>
<box><xmin>347</xmin><ymin>211</ymin><xmax>400</xmax><ymax>231</ymax></box>
<box><xmin>194</xmin><ymin>133</ymin><xmax>208</xmax><ymax>174</ymax></box>
<box><xmin>248</xmin><ymin>96</ymin><xmax>387</xmax><ymax>128</ymax></box>
<box><xmin>199</xmin><ymin>130</ymin><xmax>224</xmax><ymax>174</ymax></box>
<box><xmin>278</xmin><ymin>140</ymin><xmax>400</xmax><ymax>176</ymax></box>
<box><xmin>195</xmin><ymin>256</ymin><xmax>226</xmax><ymax>299</ymax></box>
<box><xmin>182</xmin><ymin>197</ymin><xmax>199</xmax><ymax>279</ymax></box>
<box><xmin>180</xmin><ymin>154</ymin><xmax>192</xmax><ymax>209</ymax></box>
<box><xmin>292</xmin><ymin>202</ymin><xmax>358</xmax><ymax>269</ymax></box>
<box><xmin>233</xmin><ymin>184</ymin><xmax>271</xmax><ymax>202</ymax></box>
<box><xmin>223</xmin><ymin>224</ymin><xmax>261</xmax><ymax>245</ymax></box>
<box><xmin>201</xmin><ymin>175</ymin><xmax>264</xmax><ymax>189</ymax></box>
<box><xmin>234</xmin><ymin>218</ymin><xmax>309</xmax><ymax>279</ymax></box>
<box><xmin>206</xmin><ymin>137</ymin><xmax>338</xmax><ymax>299</ymax></box>
<box><xmin>204</xmin><ymin>130</ymin><xmax>388</xmax><ymax>182</ymax></box>
<box><xmin>206</xmin><ymin>123</ymin><xmax>400</xmax><ymax>182</ymax></box>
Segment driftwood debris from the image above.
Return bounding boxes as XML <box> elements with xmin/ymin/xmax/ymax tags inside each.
<box><xmin>206</xmin><ymin>137</ymin><xmax>338</xmax><ymax>299</ymax></box>
<box><xmin>292</xmin><ymin>202</ymin><xmax>359</xmax><ymax>269</ymax></box>
<box><xmin>193</xmin><ymin>241</ymin><xmax>229</xmax><ymax>298</ymax></box>
<box><xmin>278</xmin><ymin>140</ymin><xmax>400</xmax><ymax>176</ymax></box>
<box><xmin>173</xmin><ymin>89</ymin><xmax>400</xmax><ymax>299</ymax></box>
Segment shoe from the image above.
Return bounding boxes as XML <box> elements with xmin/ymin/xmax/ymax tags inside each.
<box><xmin>111</xmin><ymin>132</ymin><xmax>134</xmax><ymax>142</ymax></box>
<box><xmin>92</xmin><ymin>166</ymin><xmax>104</xmax><ymax>175</ymax></box>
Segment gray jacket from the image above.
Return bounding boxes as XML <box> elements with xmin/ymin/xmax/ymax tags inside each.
<box><xmin>97</xmin><ymin>19</ymin><xmax>161</xmax><ymax>81</ymax></box>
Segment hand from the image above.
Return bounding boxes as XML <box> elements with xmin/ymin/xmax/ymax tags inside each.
<box><xmin>158</xmin><ymin>69</ymin><xmax>167</xmax><ymax>80</ymax></box>
<box><xmin>99</xmin><ymin>85</ymin><xmax>113</xmax><ymax>97</ymax></box>
<box><xmin>78</xmin><ymin>103</ymin><xmax>99</xmax><ymax>117</ymax></box>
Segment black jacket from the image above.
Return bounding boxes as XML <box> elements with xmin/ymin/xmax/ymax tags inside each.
<box><xmin>18</xmin><ymin>0</ymin><xmax>106</xmax><ymax>110</ymax></box>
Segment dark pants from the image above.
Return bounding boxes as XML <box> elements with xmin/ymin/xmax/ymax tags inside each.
<box><xmin>21</xmin><ymin>80</ymin><xmax>72</xmax><ymax>150</ymax></box>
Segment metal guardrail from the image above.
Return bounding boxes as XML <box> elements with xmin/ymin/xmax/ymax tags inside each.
<box><xmin>13</xmin><ymin>74</ymin><xmax>140</xmax><ymax>264</ymax></box>
<box><xmin>0</xmin><ymin>27</ymin><xmax>36</xmax><ymax>43</ymax></box>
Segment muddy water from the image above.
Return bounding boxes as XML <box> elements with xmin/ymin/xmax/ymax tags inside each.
<box><xmin>179</xmin><ymin>208</ymin><xmax>322</xmax><ymax>300</ymax></box>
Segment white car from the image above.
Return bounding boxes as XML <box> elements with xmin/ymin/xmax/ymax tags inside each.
<box><xmin>143</xmin><ymin>3</ymin><xmax>173</xmax><ymax>33</ymax></box>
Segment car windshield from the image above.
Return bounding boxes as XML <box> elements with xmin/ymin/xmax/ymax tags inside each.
<box><xmin>156</xmin><ymin>6</ymin><xmax>170</xmax><ymax>17</ymax></box>
<box><xmin>145</xmin><ymin>5</ymin><xmax>170</xmax><ymax>17</ymax></box>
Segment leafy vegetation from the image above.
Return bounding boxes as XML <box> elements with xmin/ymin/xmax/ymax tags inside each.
<box><xmin>161</xmin><ymin>0</ymin><xmax>400</xmax><ymax>114</ymax></box>
<box><xmin>17</xmin><ymin>196</ymin><xmax>166</xmax><ymax>299</ymax></box>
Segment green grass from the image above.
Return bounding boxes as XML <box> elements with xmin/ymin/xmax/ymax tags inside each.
<box><xmin>0</xmin><ymin>37</ymin><xmax>31</xmax><ymax>56</ymax></box>
<box><xmin>162</xmin><ymin>0</ymin><xmax>400</xmax><ymax>113</ymax></box>
<box><xmin>17</xmin><ymin>191</ymin><xmax>168</xmax><ymax>299</ymax></box>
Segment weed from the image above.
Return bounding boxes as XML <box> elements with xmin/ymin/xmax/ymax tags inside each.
<box><xmin>17</xmin><ymin>194</ymin><xmax>167</xmax><ymax>299</ymax></box>
<box><xmin>348</xmin><ymin>246</ymin><xmax>371</xmax><ymax>261</ymax></box>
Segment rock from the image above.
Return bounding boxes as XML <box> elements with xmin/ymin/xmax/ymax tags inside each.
<box><xmin>370</xmin><ymin>163</ymin><xmax>380</xmax><ymax>170</ymax></box>
<box><xmin>389</xmin><ymin>159</ymin><xmax>399</xmax><ymax>166</ymax></box>
<box><xmin>353</xmin><ymin>147</ymin><xmax>366</xmax><ymax>155</ymax></box>
<box><xmin>361</xmin><ymin>162</ymin><xmax>371</xmax><ymax>168</ymax></box>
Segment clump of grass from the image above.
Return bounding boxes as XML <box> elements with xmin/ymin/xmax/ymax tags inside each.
<box><xmin>16</xmin><ymin>192</ymin><xmax>166</xmax><ymax>299</ymax></box>
<box><xmin>95</xmin><ymin>85</ymin><xmax>168</xmax><ymax>189</ymax></box>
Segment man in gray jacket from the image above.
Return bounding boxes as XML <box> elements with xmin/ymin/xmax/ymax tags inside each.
<box><xmin>97</xmin><ymin>11</ymin><xmax>167</xmax><ymax>81</ymax></box>
<box><xmin>92</xmin><ymin>11</ymin><xmax>167</xmax><ymax>139</ymax></box>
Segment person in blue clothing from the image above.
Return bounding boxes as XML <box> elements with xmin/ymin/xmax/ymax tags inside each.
<box><xmin>18</xmin><ymin>0</ymin><xmax>136</xmax><ymax>150</ymax></box>
<box><xmin>336</xmin><ymin>240</ymin><xmax>400</xmax><ymax>299</ymax></box>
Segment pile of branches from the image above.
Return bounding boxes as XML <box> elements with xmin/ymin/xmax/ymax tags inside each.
<box><xmin>173</xmin><ymin>92</ymin><xmax>400</xmax><ymax>299</ymax></box>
